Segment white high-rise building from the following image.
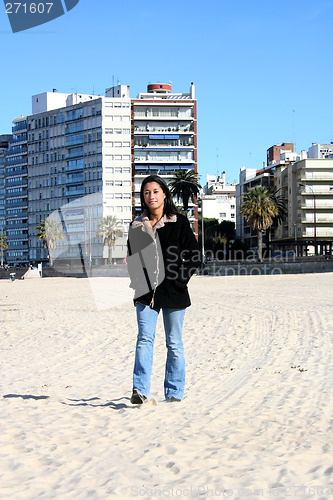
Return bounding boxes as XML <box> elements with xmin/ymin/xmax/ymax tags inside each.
<box><xmin>27</xmin><ymin>85</ymin><xmax>132</xmax><ymax>264</ymax></box>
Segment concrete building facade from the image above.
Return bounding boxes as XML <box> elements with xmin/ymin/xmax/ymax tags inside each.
<box><xmin>237</xmin><ymin>143</ymin><xmax>333</xmax><ymax>256</ymax></box>
<box><xmin>0</xmin><ymin>82</ymin><xmax>198</xmax><ymax>266</ymax></box>
<box><xmin>200</xmin><ymin>171</ymin><xmax>236</xmax><ymax>223</ymax></box>
<box><xmin>27</xmin><ymin>85</ymin><xmax>132</xmax><ymax>265</ymax></box>
<box><xmin>132</xmin><ymin>83</ymin><xmax>198</xmax><ymax>234</ymax></box>
<box><xmin>5</xmin><ymin>118</ymin><xmax>29</xmax><ymax>265</ymax></box>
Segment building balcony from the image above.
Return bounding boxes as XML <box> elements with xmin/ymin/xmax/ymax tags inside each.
<box><xmin>301</xmin><ymin>203</ymin><xmax>333</xmax><ymax>209</ymax></box>
<box><xmin>6</xmin><ymin>146</ymin><xmax>27</xmax><ymax>157</ymax></box>
<box><xmin>134</xmin><ymin>115</ymin><xmax>193</xmax><ymax>121</ymax></box>
<box><xmin>134</xmin><ymin>126</ymin><xmax>193</xmax><ymax>134</ymax></box>
<box><xmin>65</xmin><ymin>110</ymin><xmax>83</xmax><ymax>122</ymax></box>
<box><xmin>6</xmin><ymin>178</ymin><xmax>28</xmax><ymax>188</ymax></box>
<box><xmin>65</xmin><ymin>135</ymin><xmax>84</xmax><ymax>147</ymax></box>
<box><xmin>65</xmin><ymin>150</ymin><xmax>84</xmax><ymax>160</ymax></box>
<box><xmin>65</xmin><ymin>174</ymin><xmax>84</xmax><ymax>184</ymax></box>
<box><xmin>65</xmin><ymin>187</ymin><xmax>84</xmax><ymax>197</ymax></box>
<box><xmin>6</xmin><ymin>200</ymin><xmax>28</xmax><ymax>209</ymax></box>
<box><xmin>134</xmin><ymin>143</ymin><xmax>194</xmax><ymax>149</ymax></box>
<box><xmin>300</xmin><ymin>173</ymin><xmax>333</xmax><ymax>181</ymax></box>
<box><xmin>6</xmin><ymin>157</ymin><xmax>27</xmax><ymax>167</ymax></box>
<box><xmin>6</xmin><ymin>168</ymin><xmax>28</xmax><ymax>177</ymax></box>
<box><xmin>9</xmin><ymin>134</ymin><xmax>27</xmax><ymax>145</ymax></box>
<box><xmin>12</xmin><ymin>121</ymin><xmax>27</xmax><ymax>133</ymax></box>
<box><xmin>134</xmin><ymin>154</ymin><xmax>194</xmax><ymax>162</ymax></box>
<box><xmin>299</xmin><ymin>229</ymin><xmax>333</xmax><ymax>238</ymax></box>
<box><xmin>301</xmin><ymin>217</ymin><xmax>333</xmax><ymax>224</ymax></box>
<box><xmin>6</xmin><ymin>222</ymin><xmax>28</xmax><ymax>230</ymax></box>
<box><xmin>300</xmin><ymin>190</ymin><xmax>333</xmax><ymax>196</ymax></box>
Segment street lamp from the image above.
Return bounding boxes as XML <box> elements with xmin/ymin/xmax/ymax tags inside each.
<box><xmin>88</xmin><ymin>202</ymin><xmax>100</xmax><ymax>267</ymax></box>
<box><xmin>299</xmin><ymin>183</ymin><xmax>316</xmax><ymax>256</ymax></box>
<box><xmin>291</xmin><ymin>221</ymin><xmax>298</xmax><ymax>257</ymax></box>
<box><xmin>200</xmin><ymin>199</ymin><xmax>205</xmax><ymax>263</ymax></box>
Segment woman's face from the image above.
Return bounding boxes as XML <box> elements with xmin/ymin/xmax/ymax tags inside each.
<box><xmin>143</xmin><ymin>182</ymin><xmax>166</xmax><ymax>213</ymax></box>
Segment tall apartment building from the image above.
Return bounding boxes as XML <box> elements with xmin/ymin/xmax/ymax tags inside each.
<box><xmin>26</xmin><ymin>85</ymin><xmax>132</xmax><ymax>265</ymax></box>
<box><xmin>1</xmin><ymin>81</ymin><xmax>198</xmax><ymax>266</ymax></box>
<box><xmin>236</xmin><ymin>143</ymin><xmax>333</xmax><ymax>256</ymax></box>
<box><xmin>132</xmin><ymin>83</ymin><xmax>198</xmax><ymax>234</ymax></box>
<box><xmin>272</xmin><ymin>158</ymin><xmax>333</xmax><ymax>255</ymax></box>
<box><xmin>0</xmin><ymin>135</ymin><xmax>11</xmax><ymax>264</ymax></box>
<box><xmin>200</xmin><ymin>171</ymin><xmax>236</xmax><ymax>223</ymax></box>
<box><xmin>5</xmin><ymin>118</ymin><xmax>29</xmax><ymax>265</ymax></box>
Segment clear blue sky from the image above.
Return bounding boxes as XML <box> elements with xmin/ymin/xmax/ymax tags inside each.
<box><xmin>1</xmin><ymin>0</ymin><xmax>332</xmax><ymax>185</ymax></box>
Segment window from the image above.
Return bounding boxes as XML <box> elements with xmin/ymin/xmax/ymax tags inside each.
<box><xmin>123</xmin><ymin>142</ymin><xmax>130</xmax><ymax>147</ymax></box>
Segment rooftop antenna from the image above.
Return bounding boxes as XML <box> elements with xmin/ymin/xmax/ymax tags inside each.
<box><xmin>216</xmin><ymin>148</ymin><xmax>219</xmax><ymax>178</ymax></box>
<box><xmin>92</xmin><ymin>84</ymin><xmax>95</xmax><ymax>95</ymax></box>
<box><xmin>292</xmin><ymin>109</ymin><xmax>296</xmax><ymax>151</ymax></box>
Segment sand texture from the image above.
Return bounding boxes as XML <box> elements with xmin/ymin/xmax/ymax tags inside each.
<box><xmin>0</xmin><ymin>273</ymin><xmax>332</xmax><ymax>499</ymax></box>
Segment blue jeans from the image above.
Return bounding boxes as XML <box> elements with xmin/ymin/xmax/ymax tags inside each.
<box><xmin>133</xmin><ymin>303</ymin><xmax>186</xmax><ymax>400</ymax></box>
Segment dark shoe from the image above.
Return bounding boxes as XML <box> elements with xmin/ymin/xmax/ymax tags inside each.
<box><xmin>130</xmin><ymin>389</ymin><xmax>147</xmax><ymax>404</ymax></box>
<box><xmin>166</xmin><ymin>396</ymin><xmax>182</xmax><ymax>402</ymax></box>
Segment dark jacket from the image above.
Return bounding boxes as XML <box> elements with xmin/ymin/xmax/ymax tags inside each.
<box><xmin>127</xmin><ymin>212</ymin><xmax>201</xmax><ymax>310</ymax></box>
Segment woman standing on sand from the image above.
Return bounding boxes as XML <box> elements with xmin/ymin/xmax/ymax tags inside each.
<box><xmin>127</xmin><ymin>175</ymin><xmax>201</xmax><ymax>404</ymax></box>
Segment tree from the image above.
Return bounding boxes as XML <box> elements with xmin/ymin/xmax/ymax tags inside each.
<box><xmin>169</xmin><ymin>169</ymin><xmax>201</xmax><ymax>215</ymax></box>
<box><xmin>96</xmin><ymin>216</ymin><xmax>123</xmax><ymax>265</ymax></box>
<box><xmin>240</xmin><ymin>186</ymin><xmax>281</xmax><ymax>261</ymax></box>
<box><xmin>37</xmin><ymin>218</ymin><xmax>63</xmax><ymax>266</ymax></box>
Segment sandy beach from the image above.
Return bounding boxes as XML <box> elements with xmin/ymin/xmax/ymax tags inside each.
<box><xmin>0</xmin><ymin>273</ymin><xmax>332</xmax><ymax>499</ymax></box>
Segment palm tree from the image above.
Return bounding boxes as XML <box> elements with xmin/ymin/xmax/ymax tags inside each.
<box><xmin>169</xmin><ymin>169</ymin><xmax>201</xmax><ymax>215</ymax></box>
<box><xmin>37</xmin><ymin>218</ymin><xmax>63</xmax><ymax>266</ymax></box>
<box><xmin>96</xmin><ymin>216</ymin><xmax>123</xmax><ymax>265</ymax></box>
<box><xmin>240</xmin><ymin>186</ymin><xmax>280</xmax><ymax>261</ymax></box>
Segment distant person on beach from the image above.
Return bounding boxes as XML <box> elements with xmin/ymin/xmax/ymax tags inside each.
<box><xmin>127</xmin><ymin>175</ymin><xmax>201</xmax><ymax>404</ymax></box>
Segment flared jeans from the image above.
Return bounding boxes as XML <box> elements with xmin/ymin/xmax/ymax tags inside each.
<box><xmin>133</xmin><ymin>303</ymin><xmax>186</xmax><ymax>400</ymax></box>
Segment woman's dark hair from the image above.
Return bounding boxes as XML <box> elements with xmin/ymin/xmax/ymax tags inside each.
<box><xmin>140</xmin><ymin>175</ymin><xmax>179</xmax><ymax>217</ymax></box>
